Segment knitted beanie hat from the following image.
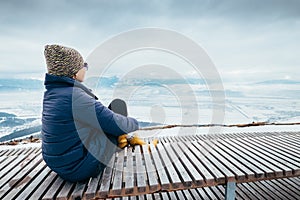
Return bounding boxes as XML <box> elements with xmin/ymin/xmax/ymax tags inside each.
<box><xmin>44</xmin><ymin>44</ymin><xmax>84</xmax><ymax>78</ymax></box>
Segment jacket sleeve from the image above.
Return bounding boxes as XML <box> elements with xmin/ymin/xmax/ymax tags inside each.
<box><xmin>72</xmin><ymin>88</ymin><xmax>139</xmax><ymax>136</ymax></box>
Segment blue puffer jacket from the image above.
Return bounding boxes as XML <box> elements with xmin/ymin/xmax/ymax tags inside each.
<box><xmin>42</xmin><ymin>74</ymin><xmax>139</xmax><ymax>182</ymax></box>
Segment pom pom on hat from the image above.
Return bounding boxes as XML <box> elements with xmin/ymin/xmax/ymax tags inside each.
<box><xmin>44</xmin><ymin>44</ymin><xmax>84</xmax><ymax>77</ymax></box>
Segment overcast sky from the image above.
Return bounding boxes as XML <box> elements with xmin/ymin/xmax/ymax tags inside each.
<box><xmin>0</xmin><ymin>0</ymin><xmax>299</xmax><ymax>83</ymax></box>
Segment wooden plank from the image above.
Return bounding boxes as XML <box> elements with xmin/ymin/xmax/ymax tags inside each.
<box><xmin>110</xmin><ymin>150</ymin><xmax>125</xmax><ymax>196</ymax></box>
<box><xmin>193</xmin><ymin>135</ymin><xmax>204</xmax><ymax>141</ymax></box>
<box><xmin>237</xmin><ymin>183</ymin><xmax>259</xmax><ymax>200</ymax></box>
<box><xmin>217</xmin><ymin>185</ymin><xmax>226</xmax><ymax>196</ymax></box>
<box><xmin>15</xmin><ymin>147</ymin><xmax>32</xmax><ymax>156</ymax></box>
<box><xmin>282</xmin><ymin>178</ymin><xmax>300</xmax><ymax>196</ymax></box>
<box><xmin>42</xmin><ymin>176</ymin><xmax>65</xmax><ymax>200</ymax></box>
<box><xmin>171</xmin><ymin>142</ymin><xmax>204</xmax><ymax>187</ymax></box>
<box><xmin>191</xmin><ymin>141</ymin><xmax>236</xmax><ymax>182</ymax></box>
<box><xmin>153</xmin><ymin>192</ymin><xmax>162</xmax><ymax>200</ymax></box>
<box><xmin>249</xmin><ymin>136</ymin><xmax>300</xmax><ymax>168</ymax></box>
<box><xmin>210</xmin><ymin>139</ymin><xmax>257</xmax><ymax>181</ymax></box>
<box><xmin>85</xmin><ymin>173</ymin><xmax>101</xmax><ymax>199</ymax></box>
<box><xmin>177</xmin><ymin>134</ymin><xmax>190</xmax><ymax>140</ymax></box>
<box><xmin>184</xmin><ymin>141</ymin><xmax>226</xmax><ymax>184</ymax></box>
<box><xmin>189</xmin><ymin>188</ymin><xmax>201</xmax><ymax>199</ymax></box>
<box><xmin>149</xmin><ymin>143</ymin><xmax>171</xmax><ymax>190</ymax></box>
<box><xmin>18</xmin><ymin>147</ymin><xmax>34</xmax><ymax>155</ymax></box>
<box><xmin>277</xmin><ymin>134</ymin><xmax>300</xmax><ymax>148</ymax></box>
<box><xmin>34</xmin><ymin>147</ymin><xmax>41</xmax><ymax>154</ymax></box>
<box><xmin>234</xmin><ymin>138</ymin><xmax>296</xmax><ymax>177</ymax></box>
<box><xmin>18</xmin><ymin>147</ymin><xmax>32</xmax><ymax>155</ymax></box>
<box><xmin>196</xmin><ymin>187</ymin><xmax>211</xmax><ymax>199</ymax></box>
<box><xmin>160</xmin><ymin>192</ymin><xmax>170</xmax><ymax>200</ymax></box>
<box><xmin>289</xmin><ymin>176</ymin><xmax>300</xmax><ymax>187</ymax></box>
<box><xmin>276</xmin><ymin>178</ymin><xmax>300</xmax><ymax>197</ymax></box>
<box><xmin>269</xmin><ymin>179</ymin><xmax>299</xmax><ymax>199</ymax></box>
<box><xmin>240</xmin><ymin>182</ymin><xmax>265</xmax><ymax>200</ymax></box>
<box><xmin>192</xmin><ymin>134</ymin><xmax>197</xmax><ymax>141</ymax></box>
<box><xmin>255</xmin><ymin>135</ymin><xmax>300</xmax><ymax>160</ymax></box>
<box><xmin>56</xmin><ymin>180</ymin><xmax>75</xmax><ymax>200</ymax></box>
<box><xmin>0</xmin><ymin>156</ymin><xmax>6</xmax><ymax>165</ymax></box>
<box><xmin>235</xmin><ymin>185</ymin><xmax>249</xmax><ymax>200</ymax></box>
<box><xmin>186</xmin><ymin>135</ymin><xmax>196</xmax><ymax>141</ymax></box>
<box><xmin>9</xmin><ymin>148</ymin><xmax>22</xmax><ymax>156</ymax></box>
<box><xmin>255</xmin><ymin>180</ymin><xmax>283</xmax><ymax>199</ymax></box>
<box><xmin>160</xmin><ymin>137</ymin><xmax>169</xmax><ymax>143</ymax></box>
<box><xmin>131</xmin><ymin>195</ymin><xmax>137</xmax><ymax>200</ymax></box>
<box><xmin>0</xmin><ymin>156</ymin><xmax>23</xmax><ymax>179</ymax></box>
<box><xmin>5</xmin><ymin>148</ymin><xmax>18</xmax><ymax>156</ymax></box>
<box><xmin>162</xmin><ymin>142</ymin><xmax>193</xmax><ymax>187</ymax></box>
<box><xmin>138</xmin><ymin>194</ymin><xmax>145</xmax><ymax>200</ymax></box>
<box><xmin>269</xmin><ymin>178</ymin><xmax>297</xmax><ymax>199</ymax></box>
<box><xmin>210</xmin><ymin>186</ymin><xmax>224</xmax><ymax>200</ymax></box>
<box><xmin>134</xmin><ymin>145</ymin><xmax>147</xmax><ymax>193</ymax></box>
<box><xmin>226</xmin><ymin>138</ymin><xmax>290</xmax><ymax>177</ymax></box>
<box><xmin>215</xmin><ymin>185</ymin><xmax>226</xmax><ymax>197</ymax></box>
<box><xmin>217</xmin><ymin>139</ymin><xmax>275</xmax><ymax>179</ymax></box>
<box><xmin>30</xmin><ymin>171</ymin><xmax>58</xmax><ymax>199</ymax></box>
<box><xmin>245</xmin><ymin>134</ymin><xmax>300</xmax><ymax>163</ymax></box>
<box><xmin>203</xmin><ymin>187</ymin><xmax>219</xmax><ymax>199</ymax></box>
<box><xmin>15</xmin><ymin>165</ymin><xmax>51</xmax><ymax>200</ymax></box>
<box><xmin>159</xmin><ymin>137</ymin><xmax>168</xmax><ymax>143</ymax></box>
<box><xmin>282</xmin><ymin>178</ymin><xmax>300</xmax><ymax>192</ymax></box>
<box><xmin>167</xmin><ymin>136</ymin><xmax>174</xmax><ymax>143</ymax></box>
<box><xmin>124</xmin><ymin>147</ymin><xmax>135</xmax><ymax>195</ymax></box>
<box><xmin>146</xmin><ymin>193</ymin><xmax>153</xmax><ymax>200</ymax></box>
<box><xmin>13</xmin><ymin>147</ymin><xmax>28</xmax><ymax>156</ymax></box>
<box><xmin>1</xmin><ymin>134</ymin><xmax>299</xmax><ymax>199</ymax></box>
<box><xmin>70</xmin><ymin>182</ymin><xmax>88</xmax><ymax>200</ymax></box>
<box><xmin>0</xmin><ymin>149</ymin><xmax>9</xmax><ymax>157</ymax></box>
<box><xmin>71</xmin><ymin>181</ymin><xmax>88</xmax><ymax>200</ymax></box>
<box><xmin>175</xmin><ymin>190</ymin><xmax>185</xmax><ymax>199</ymax></box>
<box><xmin>204</xmin><ymin>140</ymin><xmax>249</xmax><ymax>182</ymax></box>
<box><xmin>266</xmin><ymin>135</ymin><xmax>300</xmax><ymax>154</ymax></box>
<box><xmin>156</xmin><ymin>143</ymin><xmax>184</xmax><ymax>190</ymax></box>
<box><xmin>141</xmin><ymin>144</ymin><xmax>160</xmax><ymax>193</ymax></box>
<box><xmin>98</xmin><ymin>154</ymin><xmax>116</xmax><ymax>198</ymax></box>
<box><xmin>182</xmin><ymin>190</ymin><xmax>193</xmax><ymax>200</ymax></box>
<box><xmin>246</xmin><ymin>181</ymin><xmax>271</xmax><ymax>199</ymax></box>
<box><xmin>0</xmin><ymin>153</ymin><xmax>43</xmax><ymax>198</ymax></box>
<box><xmin>235</xmin><ymin>137</ymin><xmax>300</xmax><ymax>173</ymax></box>
<box><xmin>3</xmin><ymin>156</ymin><xmax>46</xmax><ymax>200</ymax></box>
<box><xmin>167</xmin><ymin>191</ymin><xmax>177</xmax><ymax>199</ymax></box>
<box><xmin>177</xmin><ymin>142</ymin><xmax>215</xmax><ymax>186</ymax></box>
<box><xmin>286</xmin><ymin>133</ymin><xmax>300</xmax><ymax>143</ymax></box>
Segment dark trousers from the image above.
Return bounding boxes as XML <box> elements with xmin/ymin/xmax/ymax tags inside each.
<box><xmin>106</xmin><ymin>99</ymin><xmax>128</xmax><ymax>145</ymax></box>
<box><xmin>93</xmin><ymin>99</ymin><xmax>128</xmax><ymax>178</ymax></box>
<box><xmin>108</xmin><ymin>99</ymin><xmax>128</xmax><ymax>117</ymax></box>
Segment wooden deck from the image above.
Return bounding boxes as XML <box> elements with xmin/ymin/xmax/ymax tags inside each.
<box><xmin>0</xmin><ymin>131</ymin><xmax>299</xmax><ymax>199</ymax></box>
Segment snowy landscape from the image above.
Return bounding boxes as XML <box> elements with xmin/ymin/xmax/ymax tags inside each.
<box><xmin>0</xmin><ymin>77</ymin><xmax>299</xmax><ymax>143</ymax></box>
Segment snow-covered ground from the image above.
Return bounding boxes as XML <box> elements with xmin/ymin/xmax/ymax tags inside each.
<box><xmin>133</xmin><ymin>125</ymin><xmax>300</xmax><ymax>138</ymax></box>
<box><xmin>0</xmin><ymin>79</ymin><xmax>299</xmax><ymax>142</ymax></box>
<box><xmin>0</xmin><ymin>142</ymin><xmax>41</xmax><ymax>151</ymax></box>
<box><xmin>1</xmin><ymin>125</ymin><xmax>299</xmax><ymax>151</ymax></box>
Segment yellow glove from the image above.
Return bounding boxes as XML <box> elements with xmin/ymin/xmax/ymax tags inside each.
<box><xmin>118</xmin><ymin>134</ymin><xmax>159</xmax><ymax>149</ymax></box>
<box><xmin>148</xmin><ymin>139</ymin><xmax>159</xmax><ymax>152</ymax></box>
<box><xmin>128</xmin><ymin>135</ymin><xmax>146</xmax><ymax>146</ymax></box>
<box><xmin>118</xmin><ymin>134</ymin><xmax>129</xmax><ymax>149</ymax></box>
<box><xmin>152</xmin><ymin>139</ymin><xmax>158</xmax><ymax>147</ymax></box>
<box><xmin>118</xmin><ymin>134</ymin><xmax>127</xmax><ymax>143</ymax></box>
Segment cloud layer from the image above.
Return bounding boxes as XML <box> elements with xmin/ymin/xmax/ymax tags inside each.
<box><xmin>0</xmin><ymin>0</ymin><xmax>299</xmax><ymax>81</ymax></box>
